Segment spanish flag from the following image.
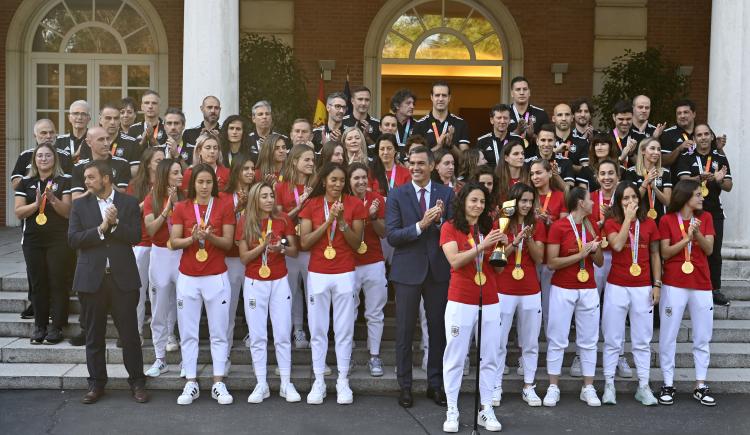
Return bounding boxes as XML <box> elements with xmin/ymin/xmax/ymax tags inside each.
<box><xmin>313</xmin><ymin>70</ymin><xmax>326</xmax><ymax>128</ymax></box>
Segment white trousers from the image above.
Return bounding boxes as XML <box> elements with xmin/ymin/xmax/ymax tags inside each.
<box><xmin>286</xmin><ymin>251</ymin><xmax>310</xmax><ymax>329</ymax></box>
<box><xmin>307</xmin><ymin>271</ymin><xmax>356</xmax><ymax>377</ymax></box>
<box><xmin>133</xmin><ymin>246</ymin><xmax>150</xmax><ymax>336</ymax></box>
<box><xmin>537</xmin><ymin>264</ymin><xmax>554</xmax><ymax>331</ymax></box>
<box><xmin>496</xmin><ymin>293</ymin><xmax>542</xmax><ymax>386</ymax></box>
<box><xmin>225</xmin><ymin>257</ymin><xmax>244</xmax><ymax>353</ymax></box>
<box><xmin>546</xmin><ymin>286</ymin><xmax>600</xmax><ymax>377</ymax></box>
<box><xmin>176</xmin><ymin>272</ymin><xmax>230</xmax><ymax>378</ymax></box>
<box><xmin>443</xmin><ymin>301</ymin><xmax>500</xmax><ymax>408</ymax></box>
<box><xmin>659</xmin><ymin>285</ymin><xmax>713</xmax><ymax>385</ymax></box>
<box><xmin>244</xmin><ymin>276</ymin><xmax>292</xmax><ymax>377</ymax></box>
<box><xmin>594</xmin><ymin>251</ymin><xmax>612</xmax><ymax>296</ymax></box>
<box><xmin>354</xmin><ymin>261</ymin><xmax>388</xmax><ymax>355</ymax></box>
<box><xmin>148</xmin><ymin>246</ymin><xmax>181</xmax><ymax>359</ymax></box>
<box><xmin>602</xmin><ymin>283</ymin><xmax>653</xmax><ymax>384</ymax></box>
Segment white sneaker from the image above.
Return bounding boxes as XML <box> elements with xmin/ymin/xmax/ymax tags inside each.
<box><xmin>224</xmin><ymin>360</ymin><xmax>232</xmax><ymax>377</ymax></box>
<box><xmin>602</xmin><ymin>382</ymin><xmax>617</xmax><ymax>405</ymax></box>
<box><xmin>463</xmin><ymin>355</ymin><xmax>470</xmax><ymax>376</ymax></box>
<box><xmin>635</xmin><ymin>385</ymin><xmax>658</xmax><ymax>406</ymax></box>
<box><xmin>516</xmin><ymin>357</ymin><xmax>524</xmax><ymax>376</ymax></box>
<box><xmin>211</xmin><ymin>381</ymin><xmax>234</xmax><ymax>405</ymax></box>
<box><xmin>492</xmin><ymin>386</ymin><xmax>502</xmax><ymax>406</ymax></box>
<box><xmin>570</xmin><ymin>355</ymin><xmax>583</xmax><ymax>377</ymax></box>
<box><xmin>543</xmin><ymin>384</ymin><xmax>560</xmax><ymax>407</ymax></box>
<box><xmin>280</xmin><ymin>382</ymin><xmax>301</xmax><ymax>403</ymax></box>
<box><xmin>421</xmin><ymin>351</ymin><xmax>428</xmax><ymax>372</ymax></box>
<box><xmin>368</xmin><ymin>356</ymin><xmax>384</xmax><ymax>377</ymax></box>
<box><xmin>294</xmin><ymin>329</ymin><xmax>310</xmax><ymax>349</ymax></box>
<box><xmin>478</xmin><ymin>406</ymin><xmax>502</xmax><ymax>432</ymax></box>
<box><xmin>145</xmin><ymin>359</ymin><xmax>168</xmax><ymax>377</ymax></box>
<box><xmin>177</xmin><ymin>381</ymin><xmax>199</xmax><ymax>405</ymax></box>
<box><xmin>243</xmin><ymin>333</ymin><xmax>251</xmax><ymax>349</ymax></box>
<box><xmin>247</xmin><ymin>382</ymin><xmax>270</xmax><ymax>404</ymax></box>
<box><xmin>580</xmin><ymin>385</ymin><xmax>601</xmax><ymax>407</ymax></box>
<box><xmin>336</xmin><ymin>379</ymin><xmax>354</xmax><ymax>405</ymax></box>
<box><xmin>443</xmin><ymin>406</ymin><xmax>459</xmax><ymax>433</ymax></box>
<box><xmin>616</xmin><ymin>356</ymin><xmax>633</xmax><ymax>378</ymax></box>
<box><xmin>522</xmin><ymin>385</ymin><xmax>542</xmax><ymax>407</ymax></box>
<box><xmin>307</xmin><ymin>380</ymin><xmax>327</xmax><ymax>404</ymax></box>
<box><xmin>166</xmin><ymin>334</ymin><xmax>179</xmax><ymax>352</ymax></box>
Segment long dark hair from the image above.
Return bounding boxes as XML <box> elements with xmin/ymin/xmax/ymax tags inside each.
<box><xmin>371</xmin><ymin>133</ymin><xmax>398</xmax><ymax>195</ymax></box>
<box><xmin>475</xmin><ymin>165</ymin><xmax>499</xmax><ymax>210</ymax></box>
<box><xmin>346</xmin><ymin>161</ymin><xmax>370</xmax><ymax>196</ymax></box>
<box><xmin>225</xmin><ymin>153</ymin><xmax>256</xmax><ymax>193</ymax></box>
<box><xmin>566</xmin><ymin>186</ymin><xmax>588</xmax><ymax>212</ymax></box>
<box><xmin>431</xmin><ymin>148</ymin><xmax>457</xmax><ymax>185</ymax></box>
<box><xmin>317</xmin><ymin>141</ymin><xmax>344</xmax><ymax>172</ymax></box>
<box><xmin>131</xmin><ymin>147</ymin><xmax>164</xmax><ymax>201</ymax></box>
<box><xmin>219</xmin><ymin>114</ymin><xmax>251</xmax><ymax>161</ymax></box>
<box><xmin>151</xmin><ymin>158</ymin><xmax>185</xmax><ymax>214</ymax></box>
<box><xmin>451</xmin><ymin>181</ymin><xmax>493</xmax><ymax>236</ymax></box>
<box><xmin>495</xmin><ymin>140</ymin><xmax>529</xmax><ymax>201</ymax></box>
<box><xmin>610</xmin><ymin>180</ymin><xmax>646</xmax><ymax>223</ymax></box>
<box><xmin>187</xmin><ymin>163</ymin><xmax>219</xmax><ymax>199</ymax></box>
<box><xmin>507</xmin><ymin>182</ymin><xmax>537</xmax><ymax>234</ymax></box>
<box><xmin>667</xmin><ymin>179</ymin><xmax>703</xmax><ymax>215</ymax></box>
<box><xmin>530</xmin><ymin>158</ymin><xmax>567</xmax><ymax>193</ymax></box>
<box><xmin>307</xmin><ymin>162</ymin><xmax>349</xmax><ymax>200</ymax></box>
<box><xmin>257</xmin><ymin>132</ymin><xmax>286</xmax><ymax>176</ymax></box>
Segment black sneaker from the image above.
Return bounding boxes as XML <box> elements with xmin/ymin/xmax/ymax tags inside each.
<box><xmin>21</xmin><ymin>305</ymin><xmax>34</xmax><ymax>319</ymax></box>
<box><xmin>658</xmin><ymin>385</ymin><xmax>675</xmax><ymax>405</ymax></box>
<box><xmin>693</xmin><ymin>386</ymin><xmax>716</xmax><ymax>406</ymax></box>
<box><xmin>45</xmin><ymin>326</ymin><xmax>64</xmax><ymax>344</ymax></box>
<box><xmin>713</xmin><ymin>290</ymin><xmax>730</xmax><ymax>306</ymax></box>
<box><xmin>31</xmin><ymin>326</ymin><xmax>47</xmax><ymax>344</ymax></box>
<box><xmin>69</xmin><ymin>332</ymin><xmax>86</xmax><ymax>346</ymax></box>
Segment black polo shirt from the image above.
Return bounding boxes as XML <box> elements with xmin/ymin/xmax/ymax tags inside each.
<box><xmin>109</xmin><ymin>131</ymin><xmax>141</xmax><ymax>168</ymax></box>
<box><xmin>247</xmin><ymin>130</ymin><xmax>290</xmax><ymax>158</ymax></box>
<box><xmin>54</xmin><ymin>131</ymin><xmax>87</xmax><ymax>161</ymax></box>
<box><xmin>155</xmin><ymin>140</ymin><xmax>196</xmax><ymax>166</ymax></box>
<box><xmin>413</xmin><ymin>112</ymin><xmax>470</xmax><ymax>149</ymax></box>
<box><xmin>623</xmin><ymin>166</ymin><xmax>673</xmax><ymax>220</ymax></box>
<box><xmin>183</xmin><ymin>121</ymin><xmax>221</xmax><ymax>147</ymax></box>
<box><xmin>128</xmin><ymin>119</ymin><xmax>168</xmax><ymax>145</ymax></box>
<box><xmin>12</xmin><ymin>147</ymin><xmax>73</xmax><ymax>180</ymax></box>
<box><xmin>311</xmin><ymin>125</ymin><xmax>345</xmax><ymax>154</ymax></box>
<box><xmin>660</xmin><ymin>125</ymin><xmax>693</xmax><ymax>158</ymax></box>
<box><xmin>675</xmin><ymin>149</ymin><xmax>731</xmax><ymax>214</ymax></box>
<box><xmin>15</xmin><ymin>175</ymin><xmax>71</xmax><ymax>245</ymax></box>
<box><xmin>555</xmin><ymin>133</ymin><xmax>590</xmax><ymax>168</ymax></box>
<box><xmin>70</xmin><ymin>156</ymin><xmax>131</xmax><ymax>193</ymax></box>
<box><xmin>476</xmin><ymin>132</ymin><xmax>522</xmax><ymax>168</ymax></box>
<box><xmin>525</xmin><ymin>154</ymin><xmax>575</xmax><ymax>184</ymax></box>
<box><xmin>631</xmin><ymin>122</ymin><xmax>657</xmax><ymax>138</ymax></box>
<box><xmin>610</xmin><ymin>129</ymin><xmax>644</xmax><ymax>168</ymax></box>
<box><xmin>508</xmin><ymin>104</ymin><xmax>550</xmax><ymax>135</ymax></box>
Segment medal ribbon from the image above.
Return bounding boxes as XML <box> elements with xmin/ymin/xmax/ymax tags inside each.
<box><xmin>568</xmin><ymin>215</ymin><xmax>587</xmax><ymax>271</ymax></box>
<box><xmin>540</xmin><ymin>191</ymin><xmax>552</xmax><ymax>213</ymax></box>
<box><xmin>697</xmin><ymin>155</ymin><xmax>712</xmax><ymax>191</ymax></box>
<box><xmin>431</xmin><ymin>121</ymin><xmax>448</xmax><ymax>144</ymax></box>
<box><xmin>644</xmin><ymin>170</ymin><xmax>656</xmax><ymax>212</ymax></box>
<box><xmin>613</xmin><ymin>128</ymin><xmax>629</xmax><ymax>168</ymax></box>
<box><xmin>512</xmin><ymin>106</ymin><xmax>530</xmax><ymax>137</ymax></box>
<box><xmin>677</xmin><ymin>214</ymin><xmax>693</xmax><ymax>265</ymax></box>
<box><xmin>467</xmin><ymin>229</ymin><xmax>485</xmax><ymax>282</ymax></box>
<box><xmin>629</xmin><ymin>219</ymin><xmax>640</xmax><ymax>267</ymax></box>
<box><xmin>193</xmin><ymin>197</ymin><xmax>214</xmax><ymax>251</ymax></box>
<box><xmin>387</xmin><ymin>164</ymin><xmax>397</xmax><ymax>190</ymax></box>
<box><xmin>258</xmin><ymin>218</ymin><xmax>273</xmax><ymax>268</ymax></box>
<box><xmin>323</xmin><ymin>199</ymin><xmax>337</xmax><ymax>247</ymax></box>
<box><xmin>514</xmin><ymin>224</ymin><xmax>526</xmax><ymax>269</ymax></box>
<box><xmin>395</xmin><ymin>119</ymin><xmax>411</xmax><ymax>146</ymax></box>
<box><xmin>38</xmin><ymin>180</ymin><xmax>53</xmax><ymax>217</ymax></box>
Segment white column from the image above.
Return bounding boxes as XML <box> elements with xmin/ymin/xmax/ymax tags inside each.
<box><xmin>708</xmin><ymin>0</ymin><xmax>750</xmax><ymax>259</ymax></box>
<box><xmin>182</xmin><ymin>0</ymin><xmax>239</xmax><ymax>127</ymax></box>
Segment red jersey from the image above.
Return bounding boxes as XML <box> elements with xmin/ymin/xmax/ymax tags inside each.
<box><xmin>127</xmin><ymin>182</ymin><xmax>151</xmax><ymax>247</ymax></box>
<box><xmin>591</xmin><ymin>189</ymin><xmax>615</xmax><ymax>251</ymax></box>
<box><xmin>235</xmin><ymin>213</ymin><xmax>294</xmax><ymax>281</ymax></box>
<box><xmin>181</xmin><ymin>165</ymin><xmax>230</xmax><ymax>192</ymax></box>
<box><xmin>275</xmin><ymin>182</ymin><xmax>306</xmax><ymax>214</ymax></box>
<box><xmin>298</xmin><ymin>195</ymin><xmax>367</xmax><ymax>274</ymax></box>
<box><xmin>604</xmin><ymin>218</ymin><xmax>660</xmax><ymax>287</ymax></box>
<box><xmin>218</xmin><ymin>192</ymin><xmax>244</xmax><ymax>257</ymax></box>
<box><xmin>548</xmin><ymin>217</ymin><xmax>597</xmax><ymax>289</ymax></box>
<box><xmin>658</xmin><ymin>212</ymin><xmax>715</xmax><ymax>291</ymax></box>
<box><xmin>538</xmin><ymin>190</ymin><xmax>567</xmax><ymax>222</ymax></box>
<box><xmin>255</xmin><ymin>169</ymin><xmax>282</xmax><ymax>184</ymax></box>
<box><xmin>354</xmin><ymin>191</ymin><xmax>386</xmax><ymax>266</ymax></box>
<box><xmin>369</xmin><ymin>165</ymin><xmax>411</xmax><ymax>195</ymax></box>
<box><xmin>439</xmin><ymin>221</ymin><xmax>499</xmax><ymax>305</ymax></box>
<box><xmin>172</xmin><ymin>196</ymin><xmax>236</xmax><ymax>276</ymax></box>
<box><xmin>495</xmin><ymin>219</ymin><xmax>546</xmax><ymax>295</ymax></box>
<box><xmin>143</xmin><ymin>193</ymin><xmax>170</xmax><ymax>248</ymax></box>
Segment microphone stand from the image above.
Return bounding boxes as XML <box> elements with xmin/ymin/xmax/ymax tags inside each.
<box><xmin>471</xmin><ymin>227</ymin><xmax>483</xmax><ymax>435</ymax></box>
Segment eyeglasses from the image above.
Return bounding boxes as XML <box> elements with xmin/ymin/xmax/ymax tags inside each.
<box><xmin>70</xmin><ymin>112</ymin><xmax>90</xmax><ymax>118</ymax></box>
<box><xmin>330</xmin><ymin>104</ymin><xmax>347</xmax><ymax>111</ymax></box>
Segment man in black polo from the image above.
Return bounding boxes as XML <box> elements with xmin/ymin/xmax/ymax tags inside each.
<box><xmin>552</xmin><ymin>103</ymin><xmax>589</xmax><ymax>173</ymax></box>
<box><xmin>476</xmin><ymin>103</ymin><xmax>523</xmax><ymax>167</ymax></box>
<box><xmin>391</xmin><ymin>88</ymin><xmax>417</xmax><ymax>152</ymax></box>
<box><xmin>661</xmin><ymin>99</ymin><xmax>698</xmax><ymax>168</ymax></box>
<box><xmin>128</xmin><ymin>90</ymin><xmax>167</xmax><ymax>147</ymax></box>
<box><xmin>312</xmin><ymin>92</ymin><xmax>347</xmax><ymax>152</ymax></box>
<box><xmin>71</xmin><ymin>127</ymin><xmax>131</xmax><ymax>199</ymax></box>
<box><xmin>525</xmin><ymin>124</ymin><xmax>574</xmax><ymax>186</ymax></box>
<box><xmin>508</xmin><ymin>76</ymin><xmax>550</xmax><ymax>137</ymax></box>
<box><xmin>13</xmin><ymin>119</ymin><xmax>72</xmax><ymax>189</ymax></box>
<box><xmin>571</xmin><ymin>97</ymin><xmax>594</xmax><ymax>143</ymax></box>
<box><xmin>413</xmin><ymin>81</ymin><xmax>469</xmax><ymax>152</ymax></box>
<box><xmin>343</xmin><ymin>86</ymin><xmax>381</xmax><ymax>156</ymax></box>
<box><xmin>610</xmin><ymin>100</ymin><xmax>642</xmax><ymax>168</ymax></box>
<box><xmin>158</xmin><ymin>108</ymin><xmax>193</xmax><ymax>166</ymax></box>
<box><xmin>99</xmin><ymin>103</ymin><xmax>141</xmax><ymax>176</ymax></box>
<box><xmin>182</xmin><ymin>95</ymin><xmax>221</xmax><ymax>146</ymax></box>
<box><xmin>632</xmin><ymin>95</ymin><xmax>665</xmax><ymax>139</ymax></box>
<box><xmin>247</xmin><ymin>100</ymin><xmax>288</xmax><ymax>157</ymax></box>
<box><xmin>55</xmin><ymin>100</ymin><xmax>90</xmax><ymax>163</ymax></box>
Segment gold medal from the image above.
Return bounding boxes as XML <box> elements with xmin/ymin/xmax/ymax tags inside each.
<box><xmin>295</xmin><ymin>224</ymin><xmax>301</xmax><ymax>236</ymax></box>
<box><xmin>630</xmin><ymin>263</ymin><xmax>642</xmax><ymax>276</ymax></box>
<box><xmin>357</xmin><ymin>241</ymin><xmax>368</xmax><ymax>254</ymax></box>
<box><xmin>324</xmin><ymin>245</ymin><xmax>336</xmax><ymax>260</ymax></box>
<box><xmin>577</xmin><ymin>269</ymin><xmax>589</xmax><ymax>283</ymax></box>
<box><xmin>700</xmin><ymin>183</ymin><xmax>709</xmax><ymax>197</ymax></box>
<box><xmin>682</xmin><ymin>261</ymin><xmax>694</xmax><ymax>274</ymax></box>
<box><xmin>512</xmin><ymin>267</ymin><xmax>525</xmax><ymax>280</ymax></box>
<box><xmin>166</xmin><ymin>240</ymin><xmax>173</xmax><ymax>250</ymax></box>
<box><xmin>258</xmin><ymin>264</ymin><xmax>271</xmax><ymax>278</ymax></box>
<box><xmin>35</xmin><ymin>213</ymin><xmax>47</xmax><ymax>225</ymax></box>
<box><xmin>601</xmin><ymin>238</ymin><xmax>609</xmax><ymax>249</ymax></box>
<box><xmin>474</xmin><ymin>272</ymin><xmax>487</xmax><ymax>286</ymax></box>
<box><xmin>196</xmin><ymin>248</ymin><xmax>208</xmax><ymax>262</ymax></box>
<box><xmin>647</xmin><ymin>209</ymin><xmax>658</xmax><ymax>219</ymax></box>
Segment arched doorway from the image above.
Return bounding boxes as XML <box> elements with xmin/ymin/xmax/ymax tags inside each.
<box><xmin>364</xmin><ymin>0</ymin><xmax>523</xmax><ymax>140</ymax></box>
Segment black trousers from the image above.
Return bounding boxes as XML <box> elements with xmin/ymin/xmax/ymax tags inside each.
<box><xmin>79</xmin><ymin>274</ymin><xmax>145</xmax><ymax>390</ymax></box>
<box><xmin>394</xmin><ymin>270</ymin><xmax>448</xmax><ymax>390</ymax></box>
<box><xmin>708</xmin><ymin>212</ymin><xmax>724</xmax><ymax>291</ymax></box>
<box><xmin>22</xmin><ymin>243</ymin><xmax>73</xmax><ymax>328</ymax></box>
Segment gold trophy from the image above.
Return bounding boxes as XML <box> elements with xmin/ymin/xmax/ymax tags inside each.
<box><xmin>489</xmin><ymin>199</ymin><xmax>517</xmax><ymax>267</ymax></box>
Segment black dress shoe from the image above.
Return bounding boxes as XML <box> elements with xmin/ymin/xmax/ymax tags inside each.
<box><xmin>426</xmin><ymin>386</ymin><xmax>447</xmax><ymax>406</ymax></box>
<box><xmin>31</xmin><ymin>326</ymin><xmax>47</xmax><ymax>344</ymax></box>
<box><xmin>132</xmin><ymin>386</ymin><xmax>149</xmax><ymax>403</ymax></box>
<box><xmin>713</xmin><ymin>290</ymin><xmax>730</xmax><ymax>306</ymax></box>
<box><xmin>44</xmin><ymin>326</ymin><xmax>63</xmax><ymax>344</ymax></box>
<box><xmin>398</xmin><ymin>388</ymin><xmax>413</xmax><ymax>408</ymax></box>
<box><xmin>20</xmin><ymin>305</ymin><xmax>34</xmax><ymax>319</ymax></box>
<box><xmin>81</xmin><ymin>388</ymin><xmax>105</xmax><ymax>404</ymax></box>
<box><xmin>69</xmin><ymin>332</ymin><xmax>86</xmax><ymax>346</ymax></box>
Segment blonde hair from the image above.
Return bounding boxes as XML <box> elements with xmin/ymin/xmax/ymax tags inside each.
<box><xmin>193</xmin><ymin>131</ymin><xmax>223</xmax><ymax>167</ymax></box>
<box><xmin>243</xmin><ymin>182</ymin><xmax>279</xmax><ymax>243</ymax></box>
<box><xmin>342</xmin><ymin>126</ymin><xmax>368</xmax><ymax>165</ymax></box>
<box><xmin>635</xmin><ymin>137</ymin><xmax>663</xmax><ymax>176</ymax></box>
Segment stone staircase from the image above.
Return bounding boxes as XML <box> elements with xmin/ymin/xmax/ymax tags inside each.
<box><xmin>0</xmin><ymin>227</ymin><xmax>749</xmax><ymax>395</ymax></box>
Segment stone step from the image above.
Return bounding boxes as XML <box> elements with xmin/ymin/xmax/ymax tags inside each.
<box><xmin>719</xmin><ymin>281</ymin><xmax>750</xmax><ymax>300</ymax></box>
<box><xmin>2</xmin><ymin>362</ymin><xmax>749</xmax><ymax>394</ymax></box>
<box><xmin>2</xmin><ymin>337</ymin><xmax>748</xmax><ymax>369</ymax></box>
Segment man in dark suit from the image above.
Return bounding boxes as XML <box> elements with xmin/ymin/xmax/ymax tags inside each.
<box><xmin>386</xmin><ymin>145</ymin><xmax>454</xmax><ymax>408</ymax></box>
<box><xmin>68</xmin><ymin>160</ymin><xmax>148</xmax><ymax>404</ymax></box>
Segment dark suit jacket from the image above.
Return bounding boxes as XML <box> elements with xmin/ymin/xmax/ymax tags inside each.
<box><xmin>386</xmin><ymin>181</ymin><xmax>454</xmax><ymax>285</ymax></box>
<box><xmin>68</xmin><ymin>190</ymin><xmax>142</xmax><ymax>293</ymax></box>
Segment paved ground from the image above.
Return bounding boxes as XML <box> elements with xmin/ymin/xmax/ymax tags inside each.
<box><xmin>1</xmin><ymin>390</ymin><xmax>748</xmax><ymax>434</ymax></box>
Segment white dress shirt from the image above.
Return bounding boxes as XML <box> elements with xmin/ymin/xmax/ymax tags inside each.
<box><xmin>412</xmin><ymin>180</ymin><xmax>431</xmax><ymax>235</ymax></box>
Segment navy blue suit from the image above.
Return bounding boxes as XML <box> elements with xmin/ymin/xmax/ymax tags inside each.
<box><xmin>386</xmin><ymin>181</ymin><xmax>454</xmax><ymax>390</ymax></box>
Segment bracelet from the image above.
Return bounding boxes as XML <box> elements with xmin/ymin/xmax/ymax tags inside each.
<box><xmin>653</xmin><ymin>284</ymin><xmax>662</xmax><ymax>288</ymax></box>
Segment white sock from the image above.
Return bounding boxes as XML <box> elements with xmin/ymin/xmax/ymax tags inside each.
<box><xmin>337</xmin><ymin>372</ymin><xmax>348</xmax><ymax>382</ymax></box>
<box><xmin>697</xmin><ymin>383</ymin><xmax>707</xmax><ymax>389</ymax></box>
<box><xmin>639</xmin><ymin>380</ymin><xmax>649</xmax><ymax>388</ymax></box>
<box><xmin>605</xmin><ymin>375</ymin><xmax>615</xmax><ymax>386</ymax></box>
<box><xmin>256</xmin><ymin>375</ymin><xmax>266</xmax><ymax>386</ymax></box>
<box><xmin>280</xmin><ymin>374</ymin><xmax>290</xmax><ymax>387</ymax></box>
<box><xmin>315</xmin><ymin>373</ymin><xmax>325</xmax><ymax>383</ymax></box>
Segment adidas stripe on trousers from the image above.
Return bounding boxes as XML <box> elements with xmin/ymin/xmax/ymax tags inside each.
<box><xmin>148</xmin><ymin>246</ymin><xmax>180</xmax><ymax>359</ymax></box>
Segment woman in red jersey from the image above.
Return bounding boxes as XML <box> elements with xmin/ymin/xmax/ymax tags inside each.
<box><xmin>495</xmin><ymin>139</ymin><xmax>530</xmax><ymax>202</ymax></box>
<box><xmin>255</xmin><ymin>133</ymin><xmax>287</xmax><ymax>185</ymax></box>
<box><xmin>182</xmin><ymin>131</ymin><xmax>230</xmax><ymax>191</ymax></box>
<box><xmin>370</xmin><ymin>133</ymin><xmax>411</xmax><ymax>196</ymax></box>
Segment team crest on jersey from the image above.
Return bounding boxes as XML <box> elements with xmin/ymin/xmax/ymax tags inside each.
<box><xmin>655</xmin><ymin>177</ymin><xmax>663</xmax><ymax>187</ymax></box>
<box><xmin>181</xmin><ymin>151</ymin><xmax>189</xmax><ymax>160</ymax></box>
<box><xmin>711</xmin><ymin>161</ymin><xmax>718</xmax><ymax>171</ymax></box>
<box><xmin>177</xmin><ymin>299</ymin><xmax>183</xmax><ymax>309</ymax></box>
<box><xmin>51</xmin><ymin>183</ymin><xmax>59</xmax><ymax>192</ymax></box>
<box><xmin>115</xmin><ymin>148</ymin><xmax>124</xmax><ymax>157</ymax></box>
<box><xmin>569</xmin><ymin>143</ymin><xmax>577</xmax><ymax>154</ymax></box>
<box><xmin>249</xmin><ymin>299</ymin><xmax>256</xmax><ymax>310</ymax></box>
<box><xmin>665</xmin><ymin>307</ymin><xmax>672</xmax><ymax>317</ymax></box>
<box><xmin>451</xmin><ymin>325</ymin><xmax>459</xmax><ymax>337</ymax></box>
<box><xmin>530</xmin><ymin>115</ymin><xmax>537</xmax><ymax>124</ymax></box>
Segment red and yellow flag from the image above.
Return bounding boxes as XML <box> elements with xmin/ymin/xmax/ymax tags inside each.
<box><xmin>313</xmin><ymin>71</ymin><xmax>326</xmax><ymax>128</ymax></box>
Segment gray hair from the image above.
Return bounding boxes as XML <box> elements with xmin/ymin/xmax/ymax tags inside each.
<box><xmin>252</xmin><ymin>100</ymin><xmax>272</xmax><ymax>116</ymax></box>
<box><xmin>33</xmin><ymin>118</ymin><xmax>56</xmax><ymax>135</ymax></box>
<box><xmin>69</xmin><ymin>100</ymin><xmax>90</xmax><ymax>114</ymax></box>
<box><xmin>326</xmin><ymin>92</ymin><xmax>347</xmax><ymax>106</ymax></box>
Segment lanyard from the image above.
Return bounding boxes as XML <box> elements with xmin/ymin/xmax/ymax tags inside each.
<box><xmin>387</xmin><ymin>164</ymin><xmax>397</xmax><ymax>189</ymax></box>
<box><xmin>193</xmin><ymin>197</ymin><xmax>214</xmax><ymax>249</ymax></box>
<box><xmin>491</xmin><ymin>136</ymin><xmax>508</xmax><ymax>166</ymax></box>
<box><xmin>540</xmin><ymin>191</ymin><xmax>552</xmax><ymax>213</ymax></box>
<box><xmin>233</xmin><ymin>192</ymin><xmax>242</xmax><ymax>221</ymax></box>
<box><xmin>568</xmin><ymin>215</ymin><xmax>587</xmax><ymax>270</ymax></box>
<box><xmin>643</xmin><ymin>170</ymin><xmax>656</xmax><ymax>211</ymax></box>
<box><xmin>467</xmin><ymin>230</ymin><xmax>485</xmax><ymax>276</ymax></box>
<box><xmin>323</xmin><ymin>199</ymin><xmax>337</xmax><ymax>246</ymax></box>
<box><xmin>696</xmin><ymin>154</ymin><xmax>712</xmax><ymax>175</ymax></box>
<box><xmin>258</xmin><ymin>217</ymin><xmax>273</xmax><ymax>267</ymax></box>
<box><xmin>431</xmin><ymin>121</ymin><xmax>449</xmax><ymax>144</ymax></box>
<box><xmin>293</xmin><ymin>185</ymin><xmax>302</xmax><ymax>206</ymax></box>
<box><xmin>37</xmin><ymin>180</ymin><xmax>53</xmax><ymax>215</ymax></box>
<box><xmin>512</xmin><ymin>105</ymin><xmax>530</xmax><ymax>135</ymax></box>
<box><xmin>395</xmin><ymin>119</ymin><xmax>411</xmax><ymax>145</ymax></box>
<box><xmin>514</xmin><ymin>224</ymin><xmax>526</xmax><ymax>268</ymax></box>
<box><xmin>677</xmin><ymin>214</ymin><xmax>693</xmax><ymax>262</ymax></box>
<box><xmin>629</xmin><ymin>219</ymin><xmax>641</xmax><ymax>266</ymax></box>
